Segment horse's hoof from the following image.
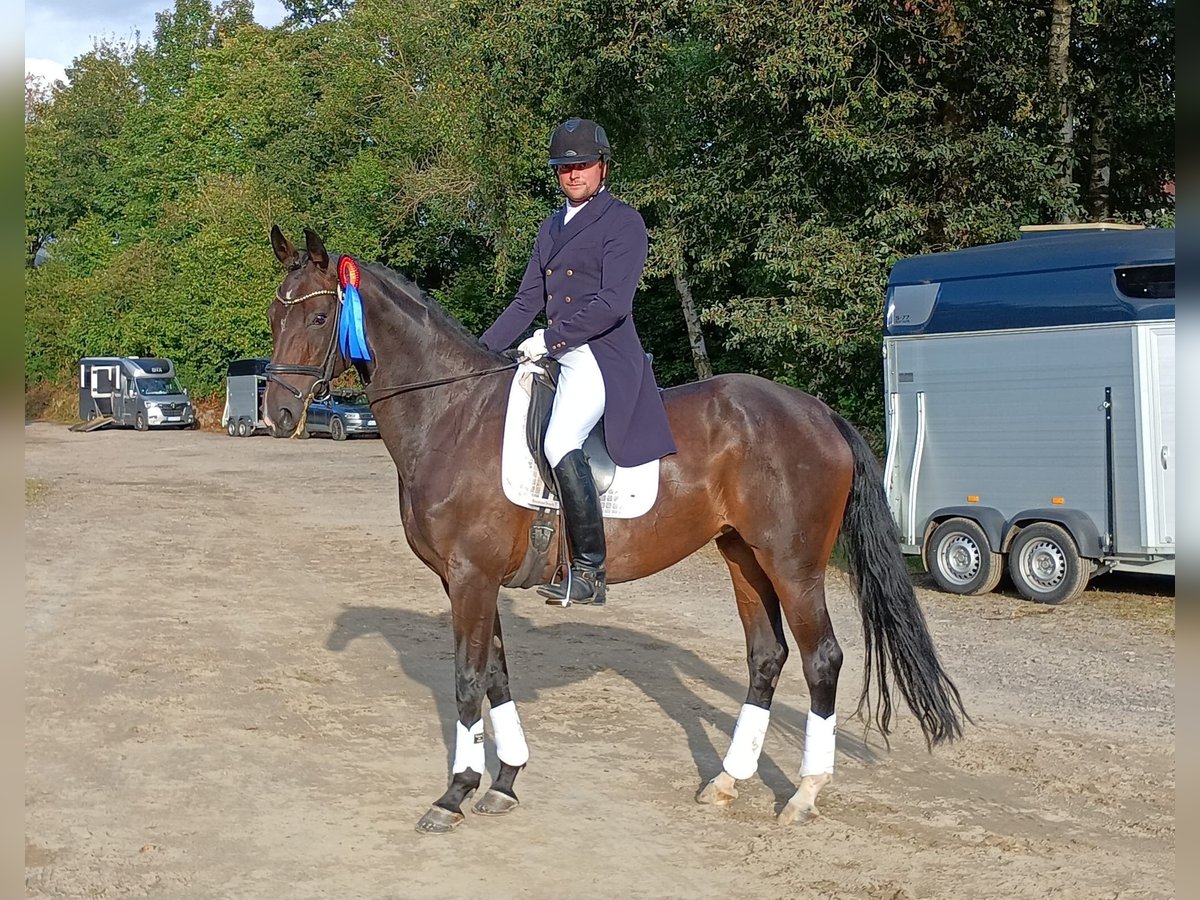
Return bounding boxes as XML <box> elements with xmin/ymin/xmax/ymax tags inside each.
<box><xmin>778</xmin><ymin>772</ymin><xmax>830</xmax><ymax>825</ymax></box>
<box><xmin>473</xmin><ymin>788</ymin><xmax>520</xmax><ymax>816</ymax></box>
<box><xmin>415</xmin><ymin>806</ymin><xmax>465</xmax><ymax>834</ymax></box>
<box><xmin>777</xmin><ymin>799</ymin><xmax>819</xmax><ymax>826</ymax></box>
<box><xmin>696</xmin><ymin>772</ymin><xmax>739</xmax><ymax>807</ymax></box>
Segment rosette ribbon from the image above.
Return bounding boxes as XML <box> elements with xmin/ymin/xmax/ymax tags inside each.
<box><xmin>337</xmin><ymin>256</ymin><xmax>372</xmax><ymax>362</ymax></box>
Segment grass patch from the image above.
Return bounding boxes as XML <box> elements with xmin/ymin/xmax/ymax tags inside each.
<box><xmin>25</xmin><ymin>479</ymin><xmax>51</xmax><ymax>505</ymax></box>
<box><xmin>25</xmin><ymin>381</ymin><xmax>78</xmax><ymax>424</ymax></box>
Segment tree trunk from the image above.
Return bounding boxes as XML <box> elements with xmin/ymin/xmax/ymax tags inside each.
<box><xmin>1049</xmin><ymin>0</ymin><xmax>1075</xmax><ymax>222</ymax></box>
<box><xmin>672</xmin><ymin>269</ymin><xmax>712</xmax><ymax>380</ymax></box>
<box><xmin>1086</xmin><ymin>109</ymin><xmax>1112</xmax><ymax>220</ymax></box>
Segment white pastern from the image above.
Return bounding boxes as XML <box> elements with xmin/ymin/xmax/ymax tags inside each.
<box><xmin>779</xmin><ymin>772</ymin><xmax>832</xmax><ymax>825</ymax></box>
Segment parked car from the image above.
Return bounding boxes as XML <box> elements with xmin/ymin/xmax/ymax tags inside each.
<box><xmin>305</xmin><ymin>390</ymin><xmax>379</xmax><ymax>440</ymax></box>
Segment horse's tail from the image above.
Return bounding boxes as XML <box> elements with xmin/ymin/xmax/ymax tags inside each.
<box><xmin>831</xmin><ymin>414</ymin><xmax>968</xmax><ymax>748</ymax></box>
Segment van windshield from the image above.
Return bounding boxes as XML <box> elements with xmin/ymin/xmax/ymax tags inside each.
<box><xmin>137</xmin><ymin>377</ymin><xmax>183</xmax><ymax>396</ymax></box>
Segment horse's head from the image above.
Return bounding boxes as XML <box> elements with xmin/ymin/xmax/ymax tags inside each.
<box><xmin>264</xmin><ymin>225</ymin><xmax>348</xmax><ymax>438</ymax></box>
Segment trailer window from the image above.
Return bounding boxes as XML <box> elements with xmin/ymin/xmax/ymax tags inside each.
<box><xmin>886</xmin><ymin>282</ymin><xmax>940</xmax><ymax>329</ymax></box>
<box><xmin>1115</xmin><ymin>264</ymin><xmax>1174</xmax><ymax>299</ymax></box>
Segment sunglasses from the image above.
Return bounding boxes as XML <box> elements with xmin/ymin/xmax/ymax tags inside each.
<box><xmin>554</xmin><ymin>160</ymin><xmax>602</xmax><ymax>174</ymax></box>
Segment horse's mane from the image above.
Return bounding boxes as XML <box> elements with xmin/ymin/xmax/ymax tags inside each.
<box><xmin>360</xmin><ymin>259</ymin><xmax>493</xmax><ymax>351</ymax></box>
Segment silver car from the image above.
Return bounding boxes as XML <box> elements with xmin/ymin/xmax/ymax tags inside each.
<box><xmin>304</xmin><ymin>391</ymin><xmax>379</xmax><ymax>440</ymax></box>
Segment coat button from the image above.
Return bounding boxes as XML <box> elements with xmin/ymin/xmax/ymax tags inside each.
<box><xmin>547</xmin><ymin>294</ymin><xmax>553</xmax><ymax>301</ymax></box>
<box><xmin>566</xmin><ymin>269</ymin><xmax>574</xmax><ymax>276</ymax></box>
<box><xmin>547</xmin><ymin>319</ymin><xmax>554</xmax><ymax>325</ymax></box>
<box><xmin>546</xmin><ymin>268</ymin><xmax>552</xmax><ymax>276</ymax></box>
<box><xmin>565</xmin><ymin>296</ymin><xmax>572</xmax><ymax>303</ymax></box>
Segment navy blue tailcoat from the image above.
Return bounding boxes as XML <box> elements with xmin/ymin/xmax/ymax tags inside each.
<box><xmin>480</xmin><ymin>190</ymin><xmax>677</xmax><ymax>467</ymax></box>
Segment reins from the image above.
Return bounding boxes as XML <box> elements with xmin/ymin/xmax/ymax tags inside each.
<box><xmin>364</xmin><ymin>362</ymin><xmax>520</xmax><ymax>406</ymax></box>
<box><xmin>266</xmin><ymin>282</ymin><xmax>521</xmax><ymax>433</ymax></box>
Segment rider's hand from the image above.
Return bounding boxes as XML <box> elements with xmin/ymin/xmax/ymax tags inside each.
<box><xmin>517</xmin><ymin>329</ymin><xmax>548</xmax><ymax>362</ymax></box>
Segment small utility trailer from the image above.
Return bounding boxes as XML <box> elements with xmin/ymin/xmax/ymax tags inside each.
<box><xmin>882</xmin><ymin>225</ymin><xmax>1175</xmax><ymax>603</ymax></box>
<box><xmin>222</xmin><ymin>358</ymin><xmax>270</xmax><ymax>436</ymax></box>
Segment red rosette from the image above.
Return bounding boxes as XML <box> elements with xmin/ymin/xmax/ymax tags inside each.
<box><xmin>338</xmin><ymin>256</ymin><xmax>361</xmax><ymax>289</ymax></box>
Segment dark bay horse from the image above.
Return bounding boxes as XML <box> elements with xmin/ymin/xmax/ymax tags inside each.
<box><xmin>263</xmin><ymin>226</ymin><xmax>967</xmax><ymax>834</ymax></box>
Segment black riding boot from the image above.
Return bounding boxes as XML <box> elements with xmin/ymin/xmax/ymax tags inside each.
<box><xmin>538</xmin><ymin>449</ymin><xmax>607</xmax><ymax>606</ymax></box>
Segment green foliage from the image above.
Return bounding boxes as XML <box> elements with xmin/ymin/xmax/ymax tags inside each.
<box><xmin>25</xmin><ymin>0</ymin><xmax>1175</xmax><ymax>439</ymax></box>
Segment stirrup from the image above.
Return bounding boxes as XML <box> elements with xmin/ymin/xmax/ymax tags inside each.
<box><xmin>537</xmin><ymin>567</ymin><xmax>606</xmax><ymax>607</ymax></box>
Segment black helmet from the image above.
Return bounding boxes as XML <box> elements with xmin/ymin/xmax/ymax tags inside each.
<box><xmin>548</xmin><ymin>117</ymin><xmax>612</xmax><ymax>166</ymax></box>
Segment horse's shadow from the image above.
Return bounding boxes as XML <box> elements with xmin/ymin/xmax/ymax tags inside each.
<box><xmin>326</xmin><ymin>596</ymin><xmax>881</xmax><ymax>804</ymax></box>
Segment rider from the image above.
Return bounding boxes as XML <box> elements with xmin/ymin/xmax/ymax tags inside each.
<box><xmin>480</xmin><ymin>117</ymin><xmax>677</xmax><ymax>606</ymax></box>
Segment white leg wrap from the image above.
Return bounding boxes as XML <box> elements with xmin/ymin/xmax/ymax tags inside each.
<box><xmin>452</xmin><ymin>719</ymin><xmax>485</xmax><ymax>775</ymax></box>
<box><xmin>722</xmin><ymin>703</ymin><xmax>771</xmax><ymax>781</ymax></box>
<box><xmin>799</xmin><ymin>711</ymin><xmax>837</xmax><ymax>777</ymax></box>
<box><xmin>488</xmin><ymin>700</ymin><xmax>529</xmax><ymax>767</ymax></box>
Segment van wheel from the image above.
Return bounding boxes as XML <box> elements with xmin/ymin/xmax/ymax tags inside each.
<box><xmin>330</xmin><ymin>416</ymin><xmax>347</xmax><ymax>441</ymax></box>
<box><xmin>926</xmin><ymin>517</ymin><xmax>1003</xmax><ymax>596</ymax></box>
<box><xmin>1007</xmin><ymin>522</ymin><xmax>1091</xmax><ymax>605</ymax></box>
<box><xmin>135</xmin><ymin>413</ymin><xmax>147</xmax><ymax>432</ymax></box>
<box><xmin>227</xmin><ymin>419</ymin><xmax>237</xmax><ymax>437</ymax></box>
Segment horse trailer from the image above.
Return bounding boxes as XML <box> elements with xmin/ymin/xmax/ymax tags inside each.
<box><xmin>883</xmin><ymin>225</ymin><xmax>1175</xmax><ymax>603</ymax></box>
<box><xmin>223</xmin><ymin>358</ymin><xmax>270</xmax><ymax>436</ymax></box>
<box><xmin>78</xmin><ymin>356</ymin><xmax>196</xmax><ymax>430</ymax></box>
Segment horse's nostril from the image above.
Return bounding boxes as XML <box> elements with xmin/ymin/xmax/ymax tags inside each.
<box><xmin>275</xmin><ymin>407</ymin><xmax>294</xmax><ymax>435</ymax></box>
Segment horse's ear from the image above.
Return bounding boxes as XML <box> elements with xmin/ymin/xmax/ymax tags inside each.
<box><xmin>270</xmin><ymin>225</ymin><xmax>299</xmax><ymax>267</ymax></box>
<box><xmin>304</xmin><ymin>227</ymin><xmax>330</xmax><ymax>269</ymax></box>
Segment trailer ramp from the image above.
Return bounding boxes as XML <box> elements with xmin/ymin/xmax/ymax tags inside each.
<box><xmin>69</xmin><ymin>417</ymin><xmax>114</xmax><ymax>432</ymax></box>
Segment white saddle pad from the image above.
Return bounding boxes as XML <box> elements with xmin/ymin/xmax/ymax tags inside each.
<box><xmin>501</xmin><ymin>363</ymin><xmax>660</xmax><ymax>519</ymax></box>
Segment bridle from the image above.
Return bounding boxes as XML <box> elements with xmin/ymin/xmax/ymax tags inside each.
<box><xmin>265</xmin><ymin>285</ymin><xmax>343</xmax><ymax>437</ymax></box>
<box><xmin>264</xmin><ymin>278</ymin><xmax>520</xmax><ymax>437</ymax></box>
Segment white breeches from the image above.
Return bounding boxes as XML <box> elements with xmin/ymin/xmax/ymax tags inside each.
<box><xmin>543</xmin><ymin>344</ymin><xmax>605</xmax><ymax>468</ymax></box>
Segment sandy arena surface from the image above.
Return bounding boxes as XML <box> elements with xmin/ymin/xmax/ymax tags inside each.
<box><xmin>25</xmin><ymin>422</ymin><xmax>1174</xmax><ymax>899</ymax></box>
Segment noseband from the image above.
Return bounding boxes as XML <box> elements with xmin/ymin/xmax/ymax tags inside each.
<box><xmin>265</xmin><ymin>286</ymin><xmax>342</xmax><ymax>436</ymax></box>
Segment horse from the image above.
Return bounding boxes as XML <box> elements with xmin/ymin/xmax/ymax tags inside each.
<box><xmin>262</xmin><ymin>226</ymin><xmax>967</xmax><ymax>834</ymax></box>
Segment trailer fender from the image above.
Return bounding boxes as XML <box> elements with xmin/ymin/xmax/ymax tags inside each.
<box><xmin>1002</xmin><ymin>509</ymin><xmax>1103</xmax><ymax>559</ymax></box>
<box><xmin>922</xmin><ymin>506</ymin><xmax>1006</xmax><ymax>554</ymax></box>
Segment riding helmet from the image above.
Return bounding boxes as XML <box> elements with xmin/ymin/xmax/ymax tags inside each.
<box><xmin>548</xmin><ymin>117</ymin><xmax>613</xmax><ymax>166</ymax></box>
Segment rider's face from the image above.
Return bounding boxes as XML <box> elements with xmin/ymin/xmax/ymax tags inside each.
<box><xmin>555</xmin><ymin>159</ymin><xmax>605</xmax><ymax>205</ymax></box>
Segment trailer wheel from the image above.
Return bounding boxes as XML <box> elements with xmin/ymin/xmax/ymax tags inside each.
<box><xmin>1007</xmin><ymin>522</ymin><xmax>1091</xmax><ymax>605</ymax></box>
<box><xmin>227</xmin><ymin>419</ymin><xmax>237</xmax><ymax>437</ymax></box>
<box><xmin>926</xmin><ymin>517</ymin><xmax>1003</xmax><ymax>596</ymax></box>
<box><xmin>87</xmin><ymin>408</ymin><xmax>97</xmax><ymax>422</ymax></box>
<box><xmin>329</xmin><ymin>416</ymin><xmax>347</xmax><ymax>442</ymax></box>
<box><xmin>237</xmin><ymin>419</ymin><xmax>251</xmax><ymax>437</ymax></box>
<box><xmin>135</xmin><ymin>413</ymin><xmax>147</xmax><ymax>432</ymax></box>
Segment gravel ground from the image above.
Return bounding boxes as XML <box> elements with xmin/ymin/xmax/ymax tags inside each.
<box><xmin>25</xmin><ymin>422</ymin><xmax>1174</xmax><ymax>899</ymax></box>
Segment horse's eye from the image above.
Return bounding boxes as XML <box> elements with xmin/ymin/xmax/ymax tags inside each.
<box><xmin>313</xmin><ymin>313</ymin><xmax>328</xmax><ymax>326</ymax></box>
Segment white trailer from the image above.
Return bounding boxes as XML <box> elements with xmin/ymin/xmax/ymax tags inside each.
<box><xmin>883</xmin><ymin>225</ymin><xmax>1174</xmax><ymax>603</ymax></box>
